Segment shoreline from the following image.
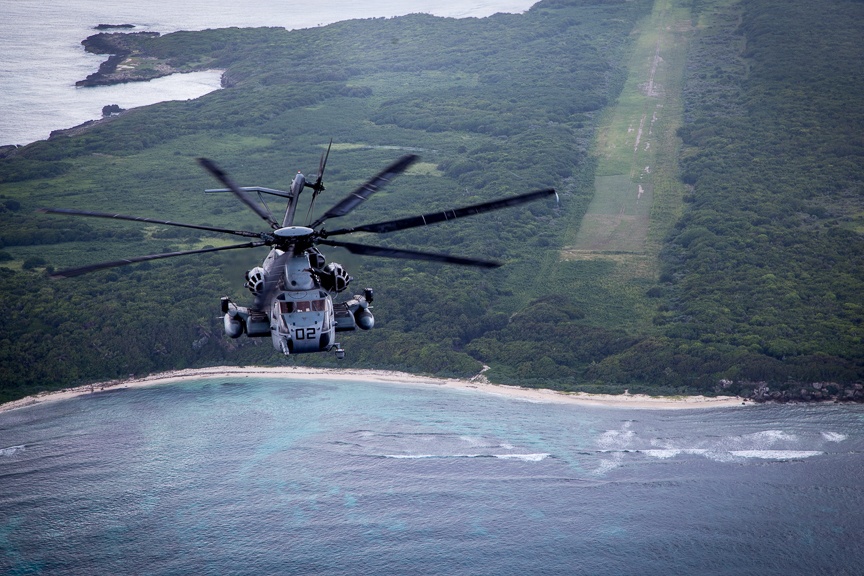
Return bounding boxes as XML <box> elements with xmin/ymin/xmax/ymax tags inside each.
<box><xmin>0</xmin><ymin>366</ymin><xmax>750</xmax><ymax>414</ymax></box>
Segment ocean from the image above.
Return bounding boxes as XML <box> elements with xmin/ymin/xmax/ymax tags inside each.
<box><xmin>1</xmin><ymin>377</ymin><xmax>863</xmax><ymax>575</ymax></box>
<box><xmin>0</xmin><ymin>0</ymin><xmax>535</xmax><ymax>146</ymax></box>
<box><xmin>3</xmin><ymin>2</ymin><xmax>863</xmax><ymax>573</ymax></box>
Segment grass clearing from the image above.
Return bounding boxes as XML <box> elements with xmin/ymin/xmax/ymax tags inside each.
<box><xmin>557</xmin><ymin>0</ymin><xmax>692</xmax><ymax>332</ymax></box>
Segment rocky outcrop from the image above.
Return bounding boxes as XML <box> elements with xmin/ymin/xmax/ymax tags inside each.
<box><xmin>0</xmin><ymin>145</ymin><xmax>21</xmax><ymax>159</ymax></box>
<box><xmin>76</xmin><ymin>32</ymin><xmax>167</xmax><ymax>87</ymax></box>
<box><xmin>101</xmin><ymin>104</ymin><xmax>125</xmax><ymax>117</ymax></box>
<box><xmin>81</xmin><ymin>31</ymin><xmax>159</xmax><ymax>57</ymax></box>
<box><xmin>48</xmin><ymin>114</ymin><xmax>123</xmax><ymax>139</ymax></box>
<box><xmin>727</xmin><ymin>380</ymin><xmax>864</xmax><ymax>403</ymax></box>
<box><xmin>94</xmin><ymin>24</ymin><xmax>136</xmax><ymax>30</ymax></box>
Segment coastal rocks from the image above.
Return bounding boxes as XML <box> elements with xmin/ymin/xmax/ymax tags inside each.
<box><xmin>220</xmin><ymin>70</ymin><xmax>243</xmax><ymax>88</ymax></box>
<box><xmin>730</xmin><ymin>379</ymin><xmax>864</xmax><ymax>403</ymax></box>
<box><xmin>77</xmin><ymin>53</ymin><xmax>127</xmax><ymax>87</ymax></box>
<box><xmin>0</xmin><ymin>145</ymin><xmax>20</xmax><ymax>159</ymax></box>
<box><xmin>94</xmin><ymin>24</ymin><xmax>136</xmax><ymax>30</ymax></box>
<box><xmin>192</xmin><ymin>327</ymin><xmax>211</xmax><ymax>351</ymax></box>
<box><xmin>81</xmin><ymin>31</ymin><xmax>159</xmax><ymax>57</ymax></box>
<box><xmin>50</xmin><ymin>120</ymin><xmax>96</xmax><ymax>138</ymax></box>
<box><xmin>102</xmin><ymin>104</ymin><xmax>125</xmax><ymax>117</ymax></box>
<box><xmin>77</xmin><ymin>31</ymin><xmax>171</xmax><ymax>87</ymax></box>
<box><xmin>49</xmin><ymin>118</ymin><xmax>102</xmax><ymax>139</ymax></box>
<box><xmin>192</xmin><ymin>335</ymin><xmax>210</xmax><ymax>351</ymax></box>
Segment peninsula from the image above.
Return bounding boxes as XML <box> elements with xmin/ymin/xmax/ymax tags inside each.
<box><xmin>77</xmin><ymin>31</ymin><xmax>218</xmax><ymax>87</ymax></box>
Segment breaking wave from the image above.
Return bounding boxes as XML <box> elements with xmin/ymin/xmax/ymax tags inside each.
<box><xmin>382</xmin><ymin>453</ymin><xmax>550</xmax><ymax>461</ymax></box>
<box><xmin>0</xmin><ymin>445</ymin><xmax>24</xmax><ymax>457</ymax></box>
<box><xmin>821</xmin><ymin>431</ymin><xmax>847</xmax><ymax>442</ymax></box>
<box><xmin>641</xmin><ymin>448</ymin><xmax>822</xmax><ymax>461</ymax></box>
<box><xmin>591</xmin><ymin>422</ymin><xmax>835</xmax><ymax>472</ymax></box>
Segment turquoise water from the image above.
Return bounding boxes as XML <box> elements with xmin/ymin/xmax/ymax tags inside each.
<box><xmin>2</xmin><ymin>378</ymin><xmax>863</xmax><ymax>575</ymax></box>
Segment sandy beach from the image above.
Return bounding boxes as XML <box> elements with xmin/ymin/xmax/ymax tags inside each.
<box><xmin>0</xmin><ymin>366</ymin><xmax>750</xmax><ymax>414</ymax></box>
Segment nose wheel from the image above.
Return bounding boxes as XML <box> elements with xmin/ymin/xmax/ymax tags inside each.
<box><xmin>334</xmin><ymin>344</ymin><xmax>345</xmax><ymax>360</ymax></box>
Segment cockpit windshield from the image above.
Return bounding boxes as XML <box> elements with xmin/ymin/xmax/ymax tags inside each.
<box><xmin>279</xmin><ymin>300</ymin><xmax>326</xmax><ymax>314</ymax></box>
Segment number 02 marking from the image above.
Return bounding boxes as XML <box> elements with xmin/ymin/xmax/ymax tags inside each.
<box><xmin>295</xmin><ymin>327</ymin><xmax>316</xmax><ymax>340</ymax></box>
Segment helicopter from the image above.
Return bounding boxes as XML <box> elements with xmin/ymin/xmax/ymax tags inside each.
<box><xmin>40</xmin><ymin>144</ymin><xmax>557</xmax><ymax>359</ymax></box>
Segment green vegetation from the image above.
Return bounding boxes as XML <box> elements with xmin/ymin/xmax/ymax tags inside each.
<box><xmin>1</xmin><ymin>0</ymin><xmax>862</xmax><ymax>403</ymax></box>
<box><xmin>0</xmin><ymin>0</ymin><xmax>650</xmax><ymax>402</ymax></box>
<box><xmin>653</xmin><ymin>0</ymin><xmax>864</xmax><ymax>398</ymax></box>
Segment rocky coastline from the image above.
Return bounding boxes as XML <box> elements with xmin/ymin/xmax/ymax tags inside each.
<box><xmin>76</xmin><ymin>31</ymin><xmax>186</xmax><ymax>87</ymax></box>
<box><xmin>48</xmin><ymin>116</ymin><xmax>120</xmax><ymax>140</ymax></box>
<box><xmin>721</xmin><ymin>379</ymin><xmax>864</xmax><ymax>404</ymax></box>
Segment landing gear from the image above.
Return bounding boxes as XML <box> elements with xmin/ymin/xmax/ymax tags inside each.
<box><xmin>334</xmin><ymin>344</ymin><xmax>345</xmax><ymax>360</ymax></box>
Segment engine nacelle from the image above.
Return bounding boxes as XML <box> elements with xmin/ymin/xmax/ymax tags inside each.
<box><xmin>334</xmin><ymin>291</ymin><xmax>375</xmax><ymax>332</ymax></box>
<box><xmin>307</xmin><ymin>247</ymin><xmax>326</xmax><ymax>270</ymax></box>
<box><xmin>221</xmin><ymin>298</ymin><xmax>270</xmax><ymax>338</ymax></box>
<box><xmin>354</xmin><ymin>308</ymin><xmax>374</xmax><ymax>330</ymax></box>
<box><xmin>319</xmin><ymin>262</ymin><xmax>352</xmax><ymax>293</ymax></box>
<box><xmin>223</xmin><ymin>313</ymin><xmax>244</xmax><ymax>338</ymax></box>
<box><xmin>244</xmin><ymin>267</ymin><xmax>265</xmax><ymax>295</ymax></box>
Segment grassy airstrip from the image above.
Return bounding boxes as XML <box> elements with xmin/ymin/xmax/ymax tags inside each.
<box><xmin>559</xmin><ymin>0</ymin><xmax>691</xmax><ymax>334</ymax></box>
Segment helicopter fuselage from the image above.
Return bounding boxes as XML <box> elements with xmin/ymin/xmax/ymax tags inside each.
<box><xmin>222</xmin><ymin>243</ymin><xmax>373</xmax><ymax>358</ymax></box>
<box><xmin>268</xmin><ymin>250</ymin><xmax>334</xmax><ymax>355</ymax></box>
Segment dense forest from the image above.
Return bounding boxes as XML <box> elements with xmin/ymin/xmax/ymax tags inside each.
<box><xmin>1</xmin><ymin>0</ymin><xmax>862</xmax><ymax>403</ymax></box>
<box><xmin>657</xmin><ymin>0</ymin><xmax>864</xmax><ymax>399</ymax></box>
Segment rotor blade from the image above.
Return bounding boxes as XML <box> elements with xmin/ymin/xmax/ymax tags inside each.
<box><xmin>309</xmin><ymin>154</ymin><xmax>418</xmax><ymax>229</ymax></box>
<box><xmin>305</xmin><ymin>139</ymin><xmax>334</xmax><ymax>224</ymax></box>
<box><xmin>198</xmin><ymin>158</ymin><xmax>280</xmax><ymax>229</ymax></box>
<box><xmin>253</xmin><ymin>250</ymin><xmax>291</xmax><ymax>310</ymax></box>
<box><xmin>314</xmin><ymin>139</ymin><xmax>332</xmax><ymax>190</ymax></box>
<box><xmin>322</xmin><ymin>188</ymin><xmax>557</xmax><ymax>237</ymax></box>
<box><xmin>317</xmin><ymin>239</ymin><xmax>501</xmax><ymax>268</ymax></box>
<box><xmin>50</xmin><ymin>241</ymin><xmax>268</xmax><ymax>279</ymax></box>
<box><xmin>38</xmin><ymin>208</ymin><xmax>263</xmax><ymax>239</ymax></box>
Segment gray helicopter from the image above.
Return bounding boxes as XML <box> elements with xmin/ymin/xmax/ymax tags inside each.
<box><xmin>41</xmin><ymin>144</ymin><xmax>556</xmax><ymax>359</ymax></box>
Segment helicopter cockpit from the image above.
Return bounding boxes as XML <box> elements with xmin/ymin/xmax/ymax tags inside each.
<box><xmin>278</xmin><ymin>299</ymin><xmax>327</xmax><ymax>314</ymax></box>
<box><xmin>273</xmin><ymin>291</ymin><xmax>335</xmax><ymax>354</ymax></box>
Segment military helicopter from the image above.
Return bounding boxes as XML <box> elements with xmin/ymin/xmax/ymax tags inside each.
<box><xmin>40</xmin><ymin>144</ymin><xmax>556</xmax><ymax>359</ymax></box>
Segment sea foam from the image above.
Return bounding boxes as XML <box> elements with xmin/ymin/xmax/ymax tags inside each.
<box><xmin>0</xmin><ymin>445</ymin><xmax>24</xmax><ymax>457</ymax></box>
<box><xmin>821</xmin><ymin>431</ymin><xmax>847</xmax><ymax>443</ymax></box>
<box><xmin>382</xmin><ymin>453</ymin><xmax>549</xmax><ymax>461</ymax></box>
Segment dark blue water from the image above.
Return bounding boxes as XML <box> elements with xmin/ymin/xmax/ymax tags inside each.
<box><xmin>2</xmin><ymin>378</ymin><xmax>863</xmax><ymax>575</ymax></box>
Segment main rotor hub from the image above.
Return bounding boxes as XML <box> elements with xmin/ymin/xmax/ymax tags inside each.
<box><xmin>274</xmin><ymin>226</ymin><xmax>314</xmax><ymax>238</ymax></box>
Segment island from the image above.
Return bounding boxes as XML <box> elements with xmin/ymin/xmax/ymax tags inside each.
<box><xmin>0</xmin><ymin>0</ymin><xmax>861</xmax><ymax>405</ymax></box>
<box><xmin>94</xmin><ymin>23</ymin><xmax>136</xmax><ymax>30</ymax></box>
